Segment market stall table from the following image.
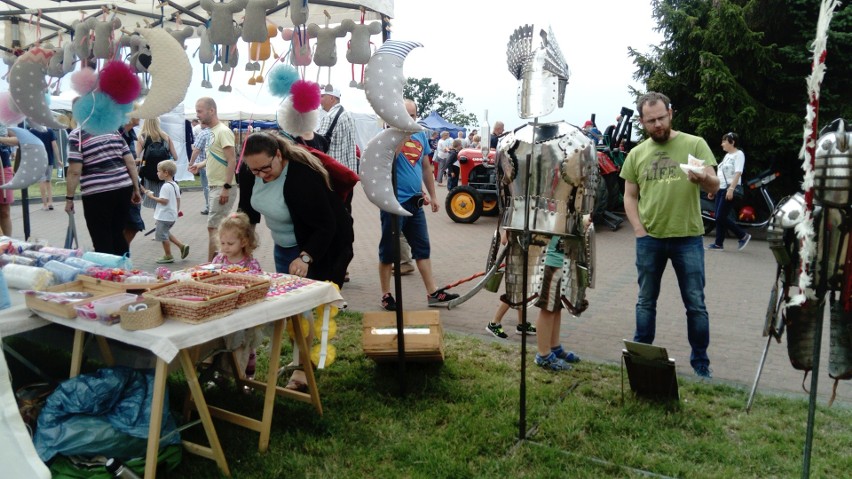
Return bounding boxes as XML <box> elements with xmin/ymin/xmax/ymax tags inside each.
<box><xmin>31</xmin><ymin>277</ymin><xmax>343</xmax><ymax>479</ymax></box>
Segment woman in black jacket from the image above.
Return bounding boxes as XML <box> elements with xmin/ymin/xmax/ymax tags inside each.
<box><xmin>241</xmin><ymin>131</ymin><xmax>353</xmax><ymax>287</ymax></box>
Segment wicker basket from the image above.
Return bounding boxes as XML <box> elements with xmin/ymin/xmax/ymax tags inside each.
<box><xmin>118</xmin><ymin>299</ymin><xmax>164</xmax><ymax>331</ymax></box>
<box><xmin>199</xmin><ymin>273</ymin><xmax>271</xmax><ymax>308</ymax></box>
<box><xmin>142</xmin><ymin>281</ymin><xmax>240</xmax><ymax>324</ymax></box>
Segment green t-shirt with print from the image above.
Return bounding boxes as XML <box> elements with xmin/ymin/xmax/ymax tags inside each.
<box><xmin>619</xmin><ymin>132</ymin><xmax>716</xmax><ymax>238</ymax></box>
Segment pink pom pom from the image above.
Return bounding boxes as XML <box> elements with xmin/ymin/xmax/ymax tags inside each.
<box><xmin>0</xmin><ymin>92</ymin><xmax>25</xmax><ymax>125</ymax></box>
<box><xmin>71</xmin><ymin>68</ymin><xmax>99</xmax><ymax>95</ymax></box>
<box><xmin>99</xmin><ymin>61</ymin><xmax>141</xmax><ymax>104</ymax></box>
<box><xmin>290</xmin><ymin>80</ymin><xmax>321</xmax><ymax>113</ymax></box>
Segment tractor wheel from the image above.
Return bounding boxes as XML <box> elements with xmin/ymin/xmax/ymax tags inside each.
<box><xmin>445</xmin><ymin>186</ymin><xmax>483</xmax><ymax>224</ymax></box>
<box><xmin>481</xmin><ymin>194</ymin><xmax>499</xmax><ymax>216</ymax></box>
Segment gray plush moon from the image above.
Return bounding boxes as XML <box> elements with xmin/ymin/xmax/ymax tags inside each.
<box><xmin>130</xmin><ymin>28</ymin><xmax>192</xmax><ymax>119</ymax></box>
<box><xmin>0</xmin><ymin>127</ymin><xmax>48</xmax><ymax>190</ymax></box>
<box><xmin>8</xmin><ymin>48</ymin><xmax>64</xmax><ymax>129</ymax></box>
<box><xmin>360</xmin><ymin>127</ymin><xmax>411</xmax><ymax>216</ymax></box>
<box><xmin>364</xmin><ymin>40</ymin><xmax>426</xmax><ymax>132</ymax></box>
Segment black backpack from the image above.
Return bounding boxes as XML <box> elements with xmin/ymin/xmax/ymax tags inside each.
<box><xmin>140</xmin><ymin>136</ymin><xmax>170</xmax><ymax>181</ymax></box>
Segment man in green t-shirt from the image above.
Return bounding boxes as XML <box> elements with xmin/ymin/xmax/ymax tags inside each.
<box><xmin>619</xmin><ymin>91</ymin><xmax>719</xmax><ymax>379</ymax></box>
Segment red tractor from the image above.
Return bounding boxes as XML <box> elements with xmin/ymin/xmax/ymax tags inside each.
<box><xmin>445</xmin><ymin>147</ymin><xmax>499</xmax><ymax>223</ymax></box>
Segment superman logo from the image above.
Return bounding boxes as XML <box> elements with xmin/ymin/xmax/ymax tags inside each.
<box><xmin>401</xmin><ymin>138</ymin><xmax>424</xmax><ymax>166</ymax></box>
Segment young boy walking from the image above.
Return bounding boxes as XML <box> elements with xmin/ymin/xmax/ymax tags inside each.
<box><xmin>142</xmin><ymin>160</ymin><xmax>189</xmax><ymax>264</ymax></box>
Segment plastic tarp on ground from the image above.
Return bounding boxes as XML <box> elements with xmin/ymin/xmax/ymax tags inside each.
<box><xmin>418</xmin><ymin>111</ymin><xmax>467</xmax><ymax>138</ymax></box>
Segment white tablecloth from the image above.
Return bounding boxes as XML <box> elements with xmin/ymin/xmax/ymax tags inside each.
<box><xmin>0</xmin><ymin>294</ymin><xmax>51</xmax><ymax>337</ymax></box>
<box><xmin>32</xmin><ymin>279</ymin><xmax>344</xmax><ymax>362</ymax></box>
<box><xmin>0</xmin><ymin>328</ymin><xmax>51</xmax><ymax>479</ymax></box>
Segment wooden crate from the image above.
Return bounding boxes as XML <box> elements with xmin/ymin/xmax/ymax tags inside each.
<box><xmin>24</xmin><ymin>280</ymin><xmax>120</xmax><ymax>319</ymax></box>
<box><xmin>77</xmin><ymin>275</ymin><xmax>175</xmax><ymax>294</ymax></box>
<box><xmin>362</xmin><ymin>310</ymin><xmax>444</xmax><ymax>362</ymax></box>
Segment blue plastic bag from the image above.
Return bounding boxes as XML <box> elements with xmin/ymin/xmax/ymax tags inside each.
<box><xmin>33</xmin><ymin>367</ymin><xmax>181</xmax><ymax>462</ymax></box>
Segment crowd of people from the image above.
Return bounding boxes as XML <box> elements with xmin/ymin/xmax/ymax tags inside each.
<box><xmin>0</xmin><ymin>89</ymin><xmax>743</xmax><ymax>379</ymax></box>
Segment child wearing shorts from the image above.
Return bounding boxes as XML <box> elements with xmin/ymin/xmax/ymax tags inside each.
<box><xmin>142</xmin><ymin>160</ymin><xmax>189</xmax><ymax>264</ymax></box>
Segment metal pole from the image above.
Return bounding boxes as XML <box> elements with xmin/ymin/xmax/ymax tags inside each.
<box><xmin>519</xmin><ymin>118</ymin><xmax>538</xmax><ymax>440</ymax></box>
<box><xmin>802</xmin><ymin>215</ymin><xmax>831</xmax><ymax>478</ymax></box>
<box><xmin>746</xmin><ymin>334</ymin><xmax>773</xmax><ymax>413</ymax></box>
<box><xmin>391</xmin><ymin>158</ymin><xmax>406</xmax><ymax>397</ymax></box>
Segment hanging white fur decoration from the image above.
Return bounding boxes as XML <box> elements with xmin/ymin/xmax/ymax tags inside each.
<box><xmin>788</xmin><ymin>0</ymin><xmax>841</xmax><ymax>308</ymax></box>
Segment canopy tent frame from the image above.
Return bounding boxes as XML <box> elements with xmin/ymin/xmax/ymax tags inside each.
<box><xmin>0</xmin><ymin>1</ymin><xmax>393</xmax><ymax>53</ymax></box>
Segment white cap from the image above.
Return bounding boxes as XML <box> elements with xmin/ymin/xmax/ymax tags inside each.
<box><xmin>323</xmin><ymin>86</ymin><xmax>341</xmax><ymax>99</ymax></box>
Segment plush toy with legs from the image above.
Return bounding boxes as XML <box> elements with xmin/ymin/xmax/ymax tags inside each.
<box><xmin>92</xmin><ymin>18</ymin><xmax>122</xmax><ymax>60</ymax></box>
<box><xmin>201</xmin><ymin>0</ymin><xmax>247</xmax><ymax>71</ymax></box>
<box><xmin>196</xmin><ymin>26</ymin><xmax>214</xmax><ymax>88</ymax></box>
<box><xmin>342</xmin><ymin>17</ymin><xmax>381</xmax><ymax>88</ymax></box>
<box><xmin>166</xmin><ymin>25</ymin><xmax>194</xmax><ymax>49</ymax></box>
<box><xmin>280</xmin><ymin>27</ymin><xmax>313</xmax><ymax>67</ymax></box>
<box><xmin>248</xmin><ymin>24</ymin><xmax>279</xmax><ymax>84</ymax></box>
<box><xmin>72</xmin><ymin>18</ymin><xmax>97</xmax><ymax>62</ymax></box>
<box><xmin>218</xmin><ymin>44</ymin><xmax>239</xmax><ymax>92</ymax></box>
<box><xmin>308</xmin><ymin>13</ymin><xmax>350</xmax><ymax>87</ymax></box>
<box><xmin>243</xmin><ymin>0</ymin><xmax>278</xmax><ymax>42</ymax></box>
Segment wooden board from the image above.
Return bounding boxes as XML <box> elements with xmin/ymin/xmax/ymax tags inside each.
<box><xmin>362</xmin><ymin>310</ymin><xmax>444</xmax><ymax>362</ymax></box>
<box><xmin>77</xmin><ymin>275</ymin><xmax>175</xmax><ymax>293</ymax></box>
<box><xmin>24</xmin><ymin>280</ymin><xmax>119</xmax><ymax>319</ymax></box>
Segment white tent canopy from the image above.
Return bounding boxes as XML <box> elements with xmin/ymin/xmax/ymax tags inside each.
<box><xmin>0</xmin><ymin>1</ymin><xmax>393</xmax><ymax>54</ymax></box>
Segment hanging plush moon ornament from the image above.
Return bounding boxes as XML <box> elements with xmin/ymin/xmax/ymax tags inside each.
<box><xmin>8</xmin><ymin>47</ymin><xmax>64</xmax><ymax>129</ymax></box>
<box><xmin>0</xmin><ymin>128</ymin><xmax>48</xmax><ymax>190</ymax></box>
<box><xmin>364</xmin><ymin>40</ymin><xmax>425</xmax><ymax>132</ymax></box>
<box><xmin>360</xmin><ymin>127</ymin><xmax>412</xmax><ymax>216</ymax></box>
<box><xmin>129</xmin><ymin>28</ymin><xmax>192</xmax><ymax>119</ymax></box>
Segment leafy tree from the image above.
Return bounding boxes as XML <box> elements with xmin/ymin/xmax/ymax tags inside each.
<box><xmin>629</xmin><ymin>0</ymin><xmax>851</xmax><ymax>195</ymax></box>
<box><xmin>403</xmin><ymin>77</ymin><xmax>478</xmax><ymax>127</ymax></box>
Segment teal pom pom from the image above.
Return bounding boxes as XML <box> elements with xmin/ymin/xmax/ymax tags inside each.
<box><xmin>72</xmin><ymin>92</ymin><xmax>129</xmax><ymax>136</ymax></box>
<box><xmin>268</xmin><ymin>64</ymin><xmax>300</xmax><ymax>98</ymax></box>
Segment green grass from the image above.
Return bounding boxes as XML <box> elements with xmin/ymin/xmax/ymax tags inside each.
<box><xmin>8</xmin><ymin>312</ymin><xmax>852</xmax><ymax>478</ymax></box>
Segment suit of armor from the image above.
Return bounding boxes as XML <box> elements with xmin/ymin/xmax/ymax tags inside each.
<box><xmin>768</xmin><ymin>119</ymin><xmax>852</xmax><ymax>400</ymax></box>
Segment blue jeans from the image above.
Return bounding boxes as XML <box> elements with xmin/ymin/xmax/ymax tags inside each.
<box><xmin>274</xmin><ymin>244</ymin><xmax>300</xmax><ymax>274</ymax></box>
<box><xmin>200</xmin><ymin>168</ymin><xmax>209</xmax><ymax>209</ymax></box>
<box><xmin>713</xmin><ymin>188</ymin><xmax>746</xmax><ymax>247</ymax></box>
<box><xmin>634</xmin><ymin>235</ymin><xmax>710</xmax><ymax>369</ymax></box>
<box><xmin>378</xmin><ymin>196</ymin><xmax>430</xmax><ymax>264</ymax></box>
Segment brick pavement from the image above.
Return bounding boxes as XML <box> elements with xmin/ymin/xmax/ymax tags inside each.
<box><xmin>11</xmin><ymin>186</ymin><xmax>849</xmax><ymax>404</ymax></box>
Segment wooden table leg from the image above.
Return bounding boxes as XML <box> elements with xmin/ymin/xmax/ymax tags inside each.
<box><xmin>69</xmin><ymin>330</ymin><xmax>85</xmax><ymax>377</ymax></box>
<box><xmin>258</xmin><ymin>318</ymin><xmax>285</xmax><ymax>452</ymax></box>
<box><xmin>144</xmin><ymin>358</ymin><xmax>168</xmax><ymax>479</ymax></box>
<box><xmin>179</xmin><ymin>349</ymin><xmax>231</xmax><ymax>477</ymax></box>
<box><xmin>95</xmin><ymin>336</ymin><xmax>114</xmax><ymax>366</ymax></box>
<box><xmin>291</xmin><ymin>316</ymin><xmax>322</xmax><ymax>415</ymax></box>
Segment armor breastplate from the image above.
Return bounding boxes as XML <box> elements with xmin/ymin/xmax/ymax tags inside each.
<box><xmin>498</xmin><ymin>122</ymin><xmax>597</xmax><ymax>236</ymax></box>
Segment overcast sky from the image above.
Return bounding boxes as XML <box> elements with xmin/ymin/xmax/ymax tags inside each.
<box><xmin>3</xmin><ymin>1</ymin><xmax>662</xmax><ymax>133</ymax></box>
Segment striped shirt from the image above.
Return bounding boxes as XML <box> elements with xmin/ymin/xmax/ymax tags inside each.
<box><xmin>317</xmin><ymin>104</ymin><xmax>358</xmax><ymax>172</ymax></box>
<box><xmin>68</xmin><ymin>129</ymin><xmax>133</xmax><ymax>196</ymax></box>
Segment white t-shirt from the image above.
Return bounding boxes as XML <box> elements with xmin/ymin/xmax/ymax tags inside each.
<box><xmin>717</xmin><ymin>150</ymin><xmax>745</xmax><ymax>189</ymax></box>
<box><xmin>436</xmin><ymin>138</ymin><xmax>451</xmax><ymax>159</ymax></box>
<box><xmin>154</xmin><ymin>181</ymin><xmax>180</xmax><ymax>222</ymax></box>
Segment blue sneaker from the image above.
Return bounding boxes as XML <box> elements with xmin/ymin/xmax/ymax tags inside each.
<box><xmin>535</xmin><ymin>353</ymin><xmax>572</xmax><ymax>371</ymax></box>
<box><xmin>738</xmin><ymin>234</ymin><xmax>752</xmax><ymax>251</ymax></box>
<box><xmin>555</xmin><ymin>350</ymin><xmax>581</xmax><ymax>363</ymax></box>
<box><xmin>705</xmin><ymin>244</ymin><xmax>723</xmax><ymax>251</ymax></box>
<box><xmin>694</xmin><ymin>365</ymin><xmax>713</xmax><ymax>379</ymax></box>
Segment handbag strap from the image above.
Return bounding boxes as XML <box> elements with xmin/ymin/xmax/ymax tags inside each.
<box><xmin>325</xmin><ymin>106</ymin><xmax>345</xmax><ymax>138</ymax></box>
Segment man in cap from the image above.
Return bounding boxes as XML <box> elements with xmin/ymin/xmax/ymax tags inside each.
<box><xmin>317</xmin><ymin>87</ymin><xmax>359</xmax><ymax>175</ymax></box>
